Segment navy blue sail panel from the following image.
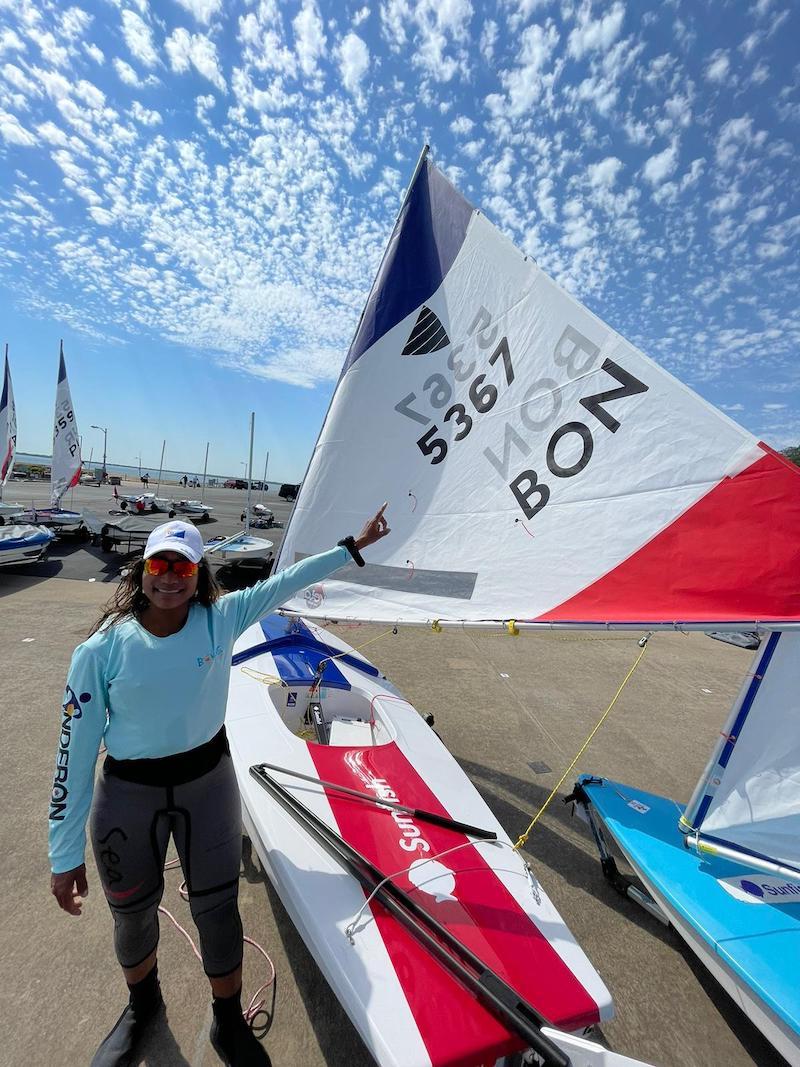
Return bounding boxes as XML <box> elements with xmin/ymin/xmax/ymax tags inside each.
<box><xmin>341</xmin><ymin>158</ymin><xmax>474</xmax><ymax>375</ymax></box>
<box><xmin>1</xmin><ymin>357</ymin><xmax>9</xmax><ymax>413</ymax></box>
<box><xmin>58</xmin><ymin>351</ymin><xmax>67</xmax><ymax>382</ymax></box>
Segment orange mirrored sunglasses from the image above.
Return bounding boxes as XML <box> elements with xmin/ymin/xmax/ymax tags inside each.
<box><xmin>144</xmin><ymin>557</ymin><xmax>199</xmax><ymax>578</ymax></box>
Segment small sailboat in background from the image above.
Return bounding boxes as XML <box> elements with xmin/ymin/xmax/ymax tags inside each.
<box><xmin>206</xmin><ymin>415</ymin><xmax>273</xmax><ymax>560</ymax></box>
<box><xmin>17</xmin><ymin>342</ymin><xmax>86</xmax><ymax>534</ymax></box>
<box><xmin>0</xmin><ymin>345</ymin><xmax>24</xmax><ymax>525</ymax></box>
<box><xmin>173</xmin><ymin>442</ymin><xmax>214</xmax><ymax>521</ymax></box>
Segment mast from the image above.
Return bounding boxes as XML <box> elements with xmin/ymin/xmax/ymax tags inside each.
<box><xmin>261</xmin><ymin>451</ymin><xmax>269</xmax><ymax>502</ymax></box>
<box><xmin>245</xmin><ymin>412</ymin><xmax>254</xmax><ymax>534</ymax></box>
<box><xmin>156</xmin><ymin>440</ymin><xmax>165</xmax><ymax>497</ymax></box>
<box><xmin>201</xmin><ymin>442</ymin><xmax>209</xmax><ymax>497</ymax></box>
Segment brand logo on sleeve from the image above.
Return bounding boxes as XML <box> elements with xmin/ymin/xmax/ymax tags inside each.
<box><xmin>50</xmin><ymin>687</ymin><xmax>92</xmax><ymax>821</ymax></box>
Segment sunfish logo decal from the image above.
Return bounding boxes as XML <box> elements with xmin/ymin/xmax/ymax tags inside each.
<box><xmin>740</xmin><ymin>879</ymin><xmax>764</xmax><ymax>898</ymax></box>
<box><xmin>408</xmin><ymin>857</ymin><xmax>458</xmax><ymax>903</ymax></box>
<box><xmin>719</xmin><ymin>874</ymin><xmax>800</xmax><ymax>903</ymax></box>
<box><xmin>402</xmin><ymin>305</ymin><xmax>450</xmax><ymax>355</ymax></box>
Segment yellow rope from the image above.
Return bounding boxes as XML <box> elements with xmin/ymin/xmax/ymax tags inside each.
<box><xmin>315</xmin><ymin>626</ymin><xmax>397</xmax><ymax>667</ymax></box>
<box><xmin>240</xmin><ymin>666</ymin><xmax>285</xmax><ymax>686</ymax></box>
<box><xmin>513</xmin><ymin>636</ymin><xmax>651</xmax><ymax>851</ymax></box>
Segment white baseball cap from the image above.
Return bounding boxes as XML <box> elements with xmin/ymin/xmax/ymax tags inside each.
<box><xmin>143</xmin><ymin>521</ymin><xmax>204</xmax><ymax>564</ymax></box>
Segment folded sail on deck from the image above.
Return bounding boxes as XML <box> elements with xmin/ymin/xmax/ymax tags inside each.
<box><xmin>276</xmin><ymin>152</ymin><xmax>800</xmax><ymax>627</ymax></box>
<box><xmin>50</xmin><ymin>345</ymin><xmax>81</xmax><ymax>508</ymax></box>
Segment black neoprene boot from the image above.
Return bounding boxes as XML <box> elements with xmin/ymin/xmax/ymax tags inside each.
<box><xmin>210</xmin><ymin>989</ymin><xmax>271</xmax><ymax>1066</ymax></box>
<box><xmin>90</xmin><ymin>965</ymin><xmax>164</xmax><ymax>1067</ymax></box>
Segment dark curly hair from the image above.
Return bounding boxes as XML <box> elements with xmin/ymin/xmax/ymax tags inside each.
<box><xmin>88</xmin><ymin>556</ymin><xmax>221</xmax><ymax>637</ymax></box>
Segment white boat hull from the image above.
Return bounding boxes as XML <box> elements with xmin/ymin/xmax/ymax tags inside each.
<box><xmin>0</xmin><ymin>524</ymin><xmax>54</xmax><ymax>566</ymax></box>
<box><xmin>227</xmin><ymin>615</ymin><xmax>614</xmax><ymax>1067</ymax></box>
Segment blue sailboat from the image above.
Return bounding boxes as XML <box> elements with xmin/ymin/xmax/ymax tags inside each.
<box><xmin>573</xmin><ymin>629</ymin><xmax>800</xmax><ymax>1065</ymax></box>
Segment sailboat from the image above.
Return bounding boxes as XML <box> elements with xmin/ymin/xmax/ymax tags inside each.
<box><xmin>221</xmin><ymin>149</ymin><xmax>729</xmax><ymax>1066</ymax></box>
<box><xmin>18</xmin><ymin>343</ymin><xmax>85</xmax><ymax>532</ymax></box>
<box><xmin>0</xmin><ymin>346</ymin><xmax>56</xmax><ymax>563</ymax></box>
<box><xmin>572</xmin><ymin>632</ymin><xmax>800</xmax><ymax>1064</ymax></box>
<box><xmin>0</xmin><ymin>345</ymin><xmax>24</xmax><ymax>525</ymax></box>
<box><xmin>207</xmin><ymin>414</ymin><xmax>273</xmax><ymax>560</ymax></box>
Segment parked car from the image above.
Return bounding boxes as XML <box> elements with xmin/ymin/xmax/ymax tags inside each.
<box><xmin>279</xmin><ymin>483</ymin><xmax>300</xmax><ymax>501</ymax></box>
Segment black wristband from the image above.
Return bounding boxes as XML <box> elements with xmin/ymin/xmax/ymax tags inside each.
<box><xmin>338</xmin><ymin>536</ymin><xmax>365</xmax><ymax>567</ymax></box>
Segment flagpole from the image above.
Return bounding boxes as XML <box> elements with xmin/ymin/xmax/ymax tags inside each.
<box><xmin>245</xmin><ymin>413</ymin><xmax>254</xmax><ymax>534</ymax></box>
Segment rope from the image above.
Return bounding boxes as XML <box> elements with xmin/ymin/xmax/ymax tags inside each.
<box><xmin>513</xmin><ymin>634</ymin><xmax>651</xmax><ymax>851</ymax></box>
<box><xmin>159</xmin><ymin>858</ymin><xmax>276</xmax><ymax>1028</ymax></box>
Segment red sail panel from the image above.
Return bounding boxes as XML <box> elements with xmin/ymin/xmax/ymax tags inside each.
<box><xmin>308</xmin><ymin>742</ymin><xmax>599</xmax><ymax>1067</ymax></box>
<box><xmin>538</xmin><ymin>448</ymin><xmax>800</xmax><ymax>623</ymax></box>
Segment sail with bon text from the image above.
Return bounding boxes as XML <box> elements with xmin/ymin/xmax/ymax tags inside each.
<box><xmin>50</xmin><ymin>343</ymin><xmax>82</xmax><ymax>508</ymax></box>
<box><xmin>276</xmin><ymin>150</ymin><xmax>800</xmax><ymax>629</ymax></box>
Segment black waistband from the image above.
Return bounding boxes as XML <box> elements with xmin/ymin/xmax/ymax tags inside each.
<box><xmin>103</xmin><ymin>726</ymin><xmax>230</xmax><ymax>786</ymax></box>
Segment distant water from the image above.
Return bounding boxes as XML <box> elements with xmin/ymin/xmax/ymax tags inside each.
<box><xmin>15</xmin><ymin>453</ymin><xmax>280</xmax><ymax>490</ymax></box>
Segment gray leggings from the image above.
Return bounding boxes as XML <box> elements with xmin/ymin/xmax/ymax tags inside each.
<box><xmin>90</xmin><ymin>753</ymin><xmax>244</xmax><ymax>976</ymax></box>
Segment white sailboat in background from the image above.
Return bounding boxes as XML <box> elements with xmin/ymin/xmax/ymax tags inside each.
<box><xmin>0</xmin><ymin>345</ymin><xmax>24</xmax><ymax>525</ymax></box>
<box><xmin>222</xmin><ymin>148</ymin><xmax>711</xmax><ymax>1066</ymax></box>
<box><xmin>0</xmin><ymin>345</ymin><xmax>55</xmax><ymax>564</ymax></box>
<box><xmin>18</xmin><ymin>343</ymin><xmax>85</xmax><ymax>532</ymax></box>
<box><xmin>206</xmin><ymin>414</ymin><xmax>273</xmax><ymax>560</ymax></box>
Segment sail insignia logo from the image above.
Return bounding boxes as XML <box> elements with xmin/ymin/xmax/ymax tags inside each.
<box><xmin>718</xmin><ymin>874</ymin><xmax>800</xmax><ymax>904</ymax></box>
<box><xmin>402</xmin><ymin>305</ymin><xmax>450</xmax><ymax>355</ymax></box>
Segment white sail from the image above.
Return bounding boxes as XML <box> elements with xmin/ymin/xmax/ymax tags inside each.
<box><xmin>681</xmin><ymin>631</ymin><xmax>800</xmax><ymax>874</ymax></box>
<box><xmin>276</xmin><ymin>152</ymin><xmax>800</xmax><ymax>627</ymax></box>
<box><xmin>0</xmin><ymin>350</ymin><xmax>16</xmax><ymax>487</ymax></box>
<box><xmin>50</xmin><ymin>345</ymin><xmax>81</xmax><ymax>508</ymax></box>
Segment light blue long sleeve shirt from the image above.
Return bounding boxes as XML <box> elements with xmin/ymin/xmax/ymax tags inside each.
<box><xmin>48</xmin><ymin>545</ymin><xmax>349</xmax><ymax>873</ymax></box>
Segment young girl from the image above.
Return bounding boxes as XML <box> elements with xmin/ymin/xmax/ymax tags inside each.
<box><xmin>49</xmin><ymin>506</ymin><xmax>390</xmax><ymax>1066</ymax></box>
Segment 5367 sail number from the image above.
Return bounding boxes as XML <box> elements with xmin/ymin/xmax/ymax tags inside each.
<box><xmin>394</xmin><ymin>307</ymin><xmax>513</xmax><ymax>465</ymax></box>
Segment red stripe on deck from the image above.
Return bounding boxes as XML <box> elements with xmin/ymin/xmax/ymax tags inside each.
<box><xmin>538</xmin><ymin>449</ymin><xmax>800</xmax><ymax>623</ymax></box>
<box><xmin>307</xmin><ymin>743</ymin><xmax>598</xmax><ymax>1067</ymax></box>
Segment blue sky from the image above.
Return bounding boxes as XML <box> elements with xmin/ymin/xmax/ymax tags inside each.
<box><xmin>0</xmin><ymin>0</ymin><xmax>797</xmax><ymax>482</ymax></box>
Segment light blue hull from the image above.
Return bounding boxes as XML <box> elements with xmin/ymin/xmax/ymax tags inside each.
<box><xmin>577</xmin><ymin>775</ymin><xmax>800</xmax><ymax>1065</ymax></box>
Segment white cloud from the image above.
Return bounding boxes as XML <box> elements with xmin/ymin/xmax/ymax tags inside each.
<box><xmin>165</xmin><ymin>28</ymin><xmax>226</xmax><ymax>91</ymax></box>
<box><xmin>293</xmin><ymin>0</ymin><xmax>326</xmax><ymax>78</ymax></box>
<box><xmin>115</xmin><ymin>58</ymin><xmax>143</xmax><ymax>86</ymax></box>
<box><xmin>705</xmin><ymin>49</ymin><xmax>731</xmax><ymax>83</ymax></box>
<box><xmin>174</xmin><ymin>0</ymin><xmax>223</xmax><ymax>25</ymax></box>
<box><xmin>0</xmin><ymin>110</ymin><xmax>37</xmax><ymax>146</ymax></box>
<box><xmin>84</xmin><ymin>43</ymin><xmax>104</xmax><ymax>64</ymax></box>
<box><xmin>130</xmin><ymin>100</ymin><xmax>162</xmax><ymax>126</ymax></box>
<box><xmin>121</xmin><ymin>11</ymin><xmax>159</xmax><ymax>68</ymax></box>
<box><xmin>568</xmin><ymin>1</ymin><xmax>625</xmax><ymax>60</ymax></box>
<box><xmin>338</xmin><ymin>33</ymin><xmax>369</xmax><ymax>95</ymax></box>
<box><xmin>498</xmin><ymin>21</ymin><xmax>558</xmax><ymax>116</ymax></box>
<box><xmin>588</xmin><ymin>156</ymin><xmax>622</xmax><ymax>188</ymax></box>
<box><xmin>450</xmin><ymin>115</ymin><xmax>473</xmax><ymax>135</ymax></box>
<box><xmin>642</xmin><ymin>140</ymin><xmax>679</xmax><ymax>185</ymax></box>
